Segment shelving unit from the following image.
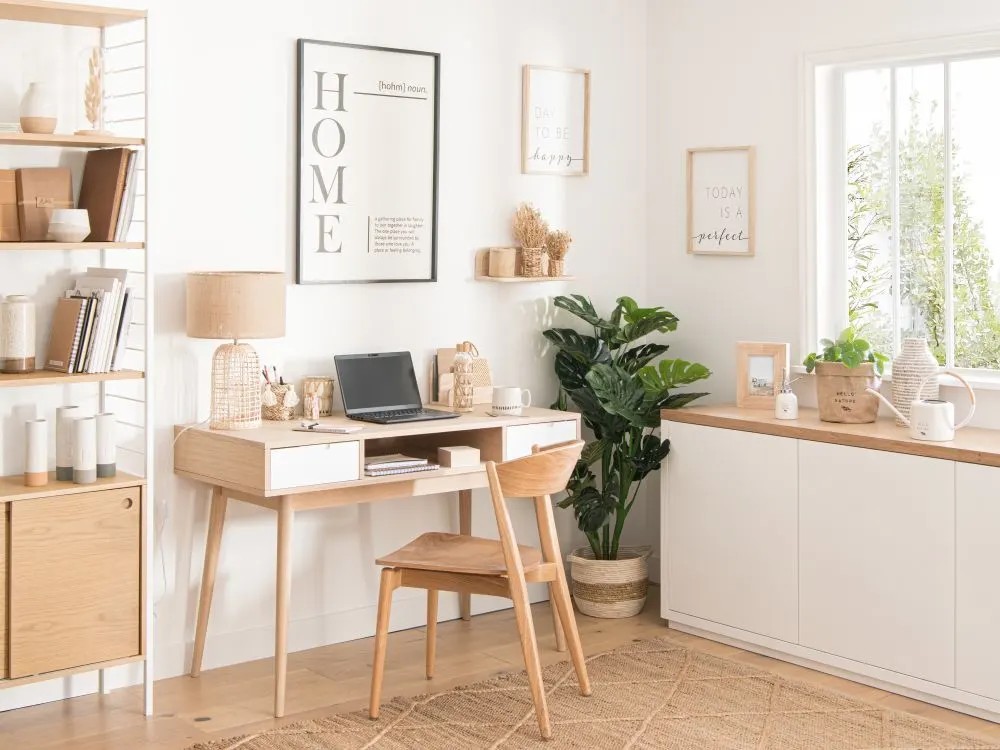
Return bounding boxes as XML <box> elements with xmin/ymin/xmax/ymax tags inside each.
<box><xmin>473</xmin><ymin>248</ymin><xmax>575</xmax><ymax>282</ymax></box>
<box><xmin>0</xmin><ymin>0</ymin><xmax>152</xmax><ymax>718</ymax></box>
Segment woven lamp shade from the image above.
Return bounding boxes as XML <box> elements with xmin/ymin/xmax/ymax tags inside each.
<box><xmin>186</xmin><ymin>272</ymin><xmax>286</xmax><ymax>431</ymax></box>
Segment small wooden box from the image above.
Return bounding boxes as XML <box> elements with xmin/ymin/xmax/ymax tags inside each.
<box><xmin>438</xmin><ymin>446</ymin><xmax>481</xmax><ymax>468</ymax></box>
<box><xmin>0</xmin><ymin>170</ymin><xmax>19</xmax><ymax>242</ymax></box>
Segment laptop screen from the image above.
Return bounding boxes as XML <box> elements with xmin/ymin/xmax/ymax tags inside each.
<box><xmin>335</xmin><ymin>352</ymin><xmax>422</xmax><ymax>414</ymax></box>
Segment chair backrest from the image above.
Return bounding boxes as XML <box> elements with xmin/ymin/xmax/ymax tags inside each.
<box><xmin>484</xmin><ymin>440</ymin><xmax>583</xmax><ymax>578</ymax></box>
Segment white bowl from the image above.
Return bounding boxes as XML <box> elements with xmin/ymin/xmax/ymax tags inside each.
<box><xmin>50</xmin><ymin>208</ymin><xmax>90</xmax><ymax>227</ymax></box>
<box><xmin>47</xmin><ymin>224</ymin><xmax>90</xmax><ymax>243</ymax></box>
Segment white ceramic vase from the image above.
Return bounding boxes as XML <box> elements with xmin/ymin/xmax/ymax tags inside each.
<box><xmin>56</xmin><ymin>405</ymin><xmax>80</xmax><ymax>481</ymax></box>
<box><xmin>0</xmin><ymin>295</ymin><xmax>36</xmax><ymax>373</ymax></box>
<box><xmin>24</xmin><ymin>418</ymin><xmax>47</xmax><ymax>487</ymax></box>
<box><xmin>73</xmin><ymin>416</ymin><xmax>97</xmax><ymax>485</ymax></box>
<box><xmin>19</xmin><ymin>82</ymin><xmax>57</xmax><ymax>134</ymax></box>
<box><xmin>96</xmin><ymin>412</ymin><xmax>116</xmax><ymax>478</ymax></box>
<box><xmin>891</xmin><ymin>338</ymin><xmax>940</xmax><ymax>426</ymax></box>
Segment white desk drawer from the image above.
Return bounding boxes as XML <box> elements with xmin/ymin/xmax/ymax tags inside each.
<box><xmin>504</xmin><ymin>420</ymin><xmax>578</xmax><ymax>460</ymax></box>
<box><xmin>269</xmin><ymin>442</ymin><xmax>360</xmax><ymax>491</ymax></box>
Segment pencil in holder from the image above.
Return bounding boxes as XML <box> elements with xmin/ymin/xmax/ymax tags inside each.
<box><xmin>262</xmin><ymin>383</ymin><xmax>298</xmax><ymax>421</ymax></box>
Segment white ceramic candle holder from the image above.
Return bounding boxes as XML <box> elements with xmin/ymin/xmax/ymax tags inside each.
<box><xmin>96</xmin><ymin>412</ymin><xmax>116</xmax><ymax>478</ymax></box>
<box><xmin>56</xmin><ymin>405</ymin><xmax>80</xmax><ymax>481</ymax></box>
<box><xmin>24</xmin><ymin>418</ymin><xmax>47</xmax><ymax>487</ymax></box>
<box><xmin>73</xmin><ymin>416</ymin><xmax>96</xmax><ymax>485</ymax></box>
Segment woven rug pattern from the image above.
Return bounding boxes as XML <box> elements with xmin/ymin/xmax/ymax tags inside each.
<box><xmin>190</xmin><ymin>637</ymin><xmax>1000</xmax><ymax>749</ymax></box>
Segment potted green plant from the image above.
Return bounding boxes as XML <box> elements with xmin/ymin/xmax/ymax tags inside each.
<box><xmin>543</xmin><ymin>295</ymin><xmax>710</xmax><ymax>617</ymax></box>
<box><xmin>804</xmin><ymin>326</ymin><xmax>889</xmax><ymax>423</ymax></box>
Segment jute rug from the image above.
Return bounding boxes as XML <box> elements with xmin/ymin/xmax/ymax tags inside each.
<box><xmin>189</xmin><ymin>637</ymin><xmax>1000</xmax><ymax>749</ymax></box>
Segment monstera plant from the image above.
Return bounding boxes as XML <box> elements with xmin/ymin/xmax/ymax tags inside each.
<box><xmin>544</xmin><ymin>295</ymin><xmax>711</xmax><ymax>562</ymax></box>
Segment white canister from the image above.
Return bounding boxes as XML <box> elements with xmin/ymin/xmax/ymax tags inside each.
<box><xmin>96</xmin><ymin>412</ymin><xmax>116</xmax><ymax>478</ymax></box>
<box><xmin>73</xmin><ymin>416</ymin><xmax>97</xmax><ymax>484</ymax></box>
<box><xmin>24</xmin><ymin>418</ymin><xmax>47</xmax><ymax>487</ymax></box>
<box><xmin>56</xmin><ymin>405</ymin><xmax>80</xmax><ymax>480</ymax></box>
<box><xmin>0</xmin><ymin>295</ymin><xmax>36</xmax><ymax>374</ymax></box>
<box><xmin>19</xmin><ymin>81</ymin><xmax>57</xmax><ymax>134</ymax></box>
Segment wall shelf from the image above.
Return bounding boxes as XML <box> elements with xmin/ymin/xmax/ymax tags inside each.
<box><xmin>0</xmin><ymin>1</ymin><xmax>144</xmax><ymax>28</ymax></box>
<box><xmin>473</xmin><ymin>248</ymin><xmax>575</xmax><ymax>282</ymax></box>
<box><xmin>0</xmin><ymin>241</ymin><xmax>143</xmax><ymax>251</ymax></box>
<box><xmin>0</xmin><ymin>132</ymin><xmax>145</xmax><ymax>148</ymax></box>
<box><xmin>0</xmin><ymin>369</ymin><xmax>143</xmax><ymax>388</ymax></box>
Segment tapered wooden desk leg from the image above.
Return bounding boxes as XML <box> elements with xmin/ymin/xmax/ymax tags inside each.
<box><xmin>191</xmin><ymin>487</ymin><xmax>228</xmax><ymax>677</ymax></box>
<box><xmin>274</xmin><ymin>497</ymin><xmax>294</xmax><ymax>718</ymax></box>
<box><xmin>458</xmin><ymin>488</ymin><xmax>472</xmax><ymax>621</ymax></box>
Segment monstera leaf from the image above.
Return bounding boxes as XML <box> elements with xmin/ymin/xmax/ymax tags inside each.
<box><xmin>628</xmin><ymin>433</ymin><xmax>671</xmax><ymax>482</ymax></box>
<box><xmin>639</xmin><ymin>358</ymin><xmax>712</xmax><ymax>392</ymax></box>
<box><xmin>585</xmin><ymin>364</ymin><xmax>648</xmax><ymax>428</ymax></box>
<box><xmin>618</xmin><ymin>296</ymin><xmax>679</xmax><ymax>342</ymax></box>
<box><xmin>617</xmin><ymin>343</ymin><xmax>670</xmax><ymax>374</ymax></box>
<box><xmin>543</xmin><ymin>328</ymin><xmax>610</xmax><ymax>365</ymax></box>
<box><xmin>553</xmin><ymin>295</ymin><xmax>618</xmax><ymax>339</ymax></box>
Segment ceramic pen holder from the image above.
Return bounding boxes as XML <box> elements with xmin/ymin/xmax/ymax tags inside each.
<box><xmin>262</xmin><ymin>383</ymin><xmax>298</xmax><ymax>421</ymax></box>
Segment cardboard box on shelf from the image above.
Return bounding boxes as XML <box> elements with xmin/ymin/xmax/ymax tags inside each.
<box><xmin>0</xmin><ymin>170</ymin><xmax>19</xmax><ymax>241</ymax></box>
<box><xmin>15</xmin><ymin>167</ymin><xmax>72</xmax><ymax>241</ymax></box>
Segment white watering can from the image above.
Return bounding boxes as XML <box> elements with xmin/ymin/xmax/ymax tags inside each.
<box><xmin>866</xmin><ymin>370</ymin><xmax>976</xmax><ymax>442</ymax></box>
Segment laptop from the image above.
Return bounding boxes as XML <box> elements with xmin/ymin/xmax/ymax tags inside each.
<box><xmin>334</xmin><ymin>352</ymin><xmax>460</xmax><ymax>424</ymax></box>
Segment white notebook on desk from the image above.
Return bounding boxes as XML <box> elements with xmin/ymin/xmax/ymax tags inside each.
<box><xmin>365</xmin><ymin>462</ymin><xmax>441</xmax><ymax>477</ymax></box>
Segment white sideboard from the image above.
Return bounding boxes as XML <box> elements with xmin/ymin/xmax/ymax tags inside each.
<box><xmin>661</xmin><ymin>406</ymin><xmax>1000</xmax><ymax>722</ymax></box>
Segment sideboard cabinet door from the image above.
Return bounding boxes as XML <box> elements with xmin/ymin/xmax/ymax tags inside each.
<box><xmin>664</xmin><ymin>421</ymin><xmax>798</xmax><ymax>642</ymax></box>
<box><xmin>8</xmin><ymin>487</ymin><xmax>141</xmax><ymax>678</ymax></box>
<box><xmin>0</xmin><ymin>504</ymin><xmax>7</xmax><ymax>679</ymax></box>
<box><xmin>956</xmin><ymin>462</ymin><xmax>1000</xmax><ymax>700</ymax></box>
<box><xmin>799</xmin><ymin>441</ymin><xmax>954</xmax><ymax>685</ymax></box>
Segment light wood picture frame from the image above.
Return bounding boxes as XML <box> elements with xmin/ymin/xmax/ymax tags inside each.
<box><xmin>521</xmin><ymin>65</ymin><xmax>590</xmax><ymax>176</ymax></box>
<box><xmin>736</xmin><ymin>341</ymin><xmax>789</xmax><ymax>408</ymax></box>
<box><xmin>687</xmin><ymin>146</ymin><xmax>756</xmax><ymax>256</ymax></box>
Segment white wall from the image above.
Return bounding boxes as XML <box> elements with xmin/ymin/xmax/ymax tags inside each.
<box><xmin>647</xmin><ymin>0</ymin><xmax>1000</xmax><ymax>418</ymax></box>
<box><xmin>0</xmin><ymin>0</ymin><xmax>651</xmax><ymax>709</ymax></box>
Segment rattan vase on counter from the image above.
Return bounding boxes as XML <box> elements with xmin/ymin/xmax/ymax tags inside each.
<box><xmin>567</xmin><ymin>545</ymin><xmax>651</xmax><ymax>618</ymax></box>
<box><xmin>891</xmin><ymin>338</ymin><xmax>939</xmax><ymax>426</ymax></box>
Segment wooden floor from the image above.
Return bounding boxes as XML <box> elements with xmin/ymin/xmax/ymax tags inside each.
<box><xmin>2</xmin><ymin>587</ymin><xmax>999</xmax><ymax>749</ymax></box>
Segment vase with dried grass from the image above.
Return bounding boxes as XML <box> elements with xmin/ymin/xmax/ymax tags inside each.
<box><xmin>546</xmin><ymin>229</ymin><xmax>572</xmax><ymax>277</ymax></box>
<box><xmin>512</xmin><ymin>202</ymin><xmax>549</xmax><ymax>277</ymax></box>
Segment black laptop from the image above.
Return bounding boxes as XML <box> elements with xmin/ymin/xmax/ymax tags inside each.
<box><xmin>334</xmin><ymin>352</ymin><xmax>460</xmax><ymax>425</ymax></box>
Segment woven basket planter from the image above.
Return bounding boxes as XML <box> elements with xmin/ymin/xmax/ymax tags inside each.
<box><xmin>520</xmin><ymin>247</ymin><xmax>545</xmax><ymax>277</ymax></box>
<box><xmin>262</xmin><ymin>384</ymin><xmax>294</xmax><ymax>421</ymax></box>
<box><xmin>567</xmin><ymin>545</ymin><xmax>652</xmax><ymax>618</ymax></box>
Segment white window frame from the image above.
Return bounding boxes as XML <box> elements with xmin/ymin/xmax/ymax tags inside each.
<box><xmin>801</xmin><ymin>31</ymin><xmax>1000</xmax><ymax>386</ymax></box>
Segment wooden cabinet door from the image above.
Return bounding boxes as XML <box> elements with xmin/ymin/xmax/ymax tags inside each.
<box><xmin>956</xmin><ymin>462</ymin><xmax>1000</xmax><ymax>700</ymax></box>
<box><xmin>799</xmin><ymin>441</ymin><xmax>954</xmax><ymax>685</ymax></box>
<box><xmin>0</xmin><ymin>504</ymin><xmax>7</xmax><ymax>679</ymax></box>
<box><xmin>664</xmin><ymin>422</ymin><xmax>799</xmax><ymax>642</ymax></box>
<box><xmin>9</xmin><ymin>486</ymin><xmax>141</xmax><ymax>678</ymax></box>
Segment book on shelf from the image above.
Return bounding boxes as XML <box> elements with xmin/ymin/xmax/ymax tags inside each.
<box><xmin>364</xmin><ymin>453</ymin><xmax>429</xmax><ymax>470</ymax></box>
<box><xmin>45</xmin><ymin>297</ymin><xmax>89</xmax><ymax>373</ymax></box>
<box><xmin>365</xmin><ymin>463</ymin><xmax>441</xmax><ymax>478</ymax></box>
<box><xmin>114</xmin><ymin>150</ymin><xmax>139</xmax><ymax>242</ymax></box>
<box><xmin>77</xmin><ymin>147</ymin><xmax>132</xmax><ymax>242</ymax></box>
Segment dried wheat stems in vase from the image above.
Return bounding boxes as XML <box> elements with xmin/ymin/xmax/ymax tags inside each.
<box><xmin>546</xmin><ymin>229</ymin><xmax>572</xmax><ymax>277</ymax></box>
<box><xmin>77</xmin><ymin>48</ymin><xmax>104</xmax><ymax>135</ymax></box>
<box><xmin>512</xmin><ymin>202</ymin><xmax>549</xmax><ymax>277</ymax></box>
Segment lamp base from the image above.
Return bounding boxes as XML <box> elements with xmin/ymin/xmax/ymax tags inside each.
<box><xmin>210</xmin><ymin>342</ymin><xmax>262</xmax><ymax>430</ymax></box>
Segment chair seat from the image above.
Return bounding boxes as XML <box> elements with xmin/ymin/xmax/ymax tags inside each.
<box><xmin>376</xmin><ymin>532</ymin><xmax>543</xmax><ymax>576</ymax></box>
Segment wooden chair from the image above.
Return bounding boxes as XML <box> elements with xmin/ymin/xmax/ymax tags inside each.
<box><xmin>368</xmin><ymin>440</ymin><xmax>591</xmax><ymax>740</ymax></box>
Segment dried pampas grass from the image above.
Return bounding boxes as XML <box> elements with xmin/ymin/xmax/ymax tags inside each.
<box><xmin>546</xmin><ymin>229</ymin><xmax>572</xmax><ymax>260</ymax></box>
<box><xmin>512</xmin><ymin>202</ymin><xmax>549</xmax><ymax>249</ymax></box>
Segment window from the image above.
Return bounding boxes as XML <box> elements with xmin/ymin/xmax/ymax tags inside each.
<box><xmin>809</xmin><ymin>38</ymin><xmax>1000</xmax><ymax>373</ymax></box>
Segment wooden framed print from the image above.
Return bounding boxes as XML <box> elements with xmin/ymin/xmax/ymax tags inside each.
<box><xmin>521</xmin><ymin>65</ymin><xmax>590</xmax><ymax>176</ymax></box>
<box><xmin>736</xmin><ymin>341</ymin><xmax>789</xmax><ymax>408</ymax></box>
<box><xmin>687</xmin><ymin>146</ymin><xmax>755</xmax><ymax>256</ymax></box>
<box><xmin>296</xmin><ymin>39</ymin><xmax>440</xmax><ymax>284</ymax></box>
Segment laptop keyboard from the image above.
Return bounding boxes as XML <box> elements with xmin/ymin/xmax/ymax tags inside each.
<box><xmin>362</xmin><ymin>408</ymin><xmax>425</xmax><ymax>421</ymax></box>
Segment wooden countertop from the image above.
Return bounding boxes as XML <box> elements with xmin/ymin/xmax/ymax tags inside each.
<box><xmin>661</xmin><ymin>405</ymin><xmax>1000</xmax><ymax>467</ymax></box>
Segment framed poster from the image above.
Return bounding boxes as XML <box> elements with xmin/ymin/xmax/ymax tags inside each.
<box><xmin>297</xmin><ymin>39</ymin><xmax>440</xmax><ymax>284</ymax></box>
<box><xmin>687</xmin><ymin>146</ymin><xmax>755</xmax><ymax>256</ymax></box>
<box><xmin>521</xmin><ymin>65</ymin><xmax>590</xmax><ymax>176</ymax></box>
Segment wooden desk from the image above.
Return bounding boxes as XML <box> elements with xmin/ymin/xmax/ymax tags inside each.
<box><xmin>174</xmin><ymin>406</ymin><xmax>580</xmax><ymax>717</ymax></box>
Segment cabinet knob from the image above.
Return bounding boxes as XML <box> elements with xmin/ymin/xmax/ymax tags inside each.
<box><xmin>122</xmin><ymin>497</ymin><xmax>134</xmax><ymax>510</ymax></box>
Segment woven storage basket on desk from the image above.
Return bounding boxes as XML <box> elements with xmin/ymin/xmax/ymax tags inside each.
<box><xmin>262</xmin><ymin>384</ymin><xmax>294</xmax><ymax>421</ymax></box>
<box><xmin>567</xmin><ymin>545</ymin><xmax>651</xmax><ymax>618</ymax></box>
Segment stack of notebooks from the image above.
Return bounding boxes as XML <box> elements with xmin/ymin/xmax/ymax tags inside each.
<box><xmin>78</xmin><ymin>147</ymin><xmax>140</xmax><ymax>242</ymax></box>
<box><xmin>45</xmin><ymin>267</ymin><xmax>136</xmax><ymax>374</ymax></box>
<box><xmin>364</xmin><ymin>454</ymin><xmax>440</xmax><ymax>477</ymax></box>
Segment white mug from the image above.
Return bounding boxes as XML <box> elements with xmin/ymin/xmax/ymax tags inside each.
<box><xmin>491</xmin><ymin>386</ymin><xmax>531</xmax><ymax>416</ymax></box>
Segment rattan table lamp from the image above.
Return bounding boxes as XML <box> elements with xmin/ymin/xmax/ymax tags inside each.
<box><xmin>186</xmin><ymin>272</ymin><xmax>286</xmax><ymax>430</ymax></box>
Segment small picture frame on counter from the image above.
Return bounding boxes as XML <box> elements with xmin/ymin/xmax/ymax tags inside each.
<box><xmin>736</xmin><ymin>341</ymin><xmax>789</xmax><ymax>409</ymax></box>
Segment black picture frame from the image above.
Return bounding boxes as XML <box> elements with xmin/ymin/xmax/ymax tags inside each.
<box><xmin>295</xmin><ymin>39</ymin><xmax>440</xmax><ymax>284</ymax></box>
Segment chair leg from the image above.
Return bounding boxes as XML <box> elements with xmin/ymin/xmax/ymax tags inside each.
<box><xmin>509</xmin><ymin>579</ymin><xmax>552</xmax><ymax>739</ymax></box>
<box><xmin>548</xmin><ymin>582</ymin><xmax>567</xmax><ymax>652</ymax></box>
<box><xmin>426</xmin><ymin>589</ymin><xmax>438</xmax><ymax>679</ymax></box>
<box><xmin>369</xmin><ymin>568</ymin><xmax>399</xmax><ymax>719</ymax></box>
<box><xmin>551</xmin><ymin>569</ymin><xmax>591</xmax><ymax>697</ymax></box>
